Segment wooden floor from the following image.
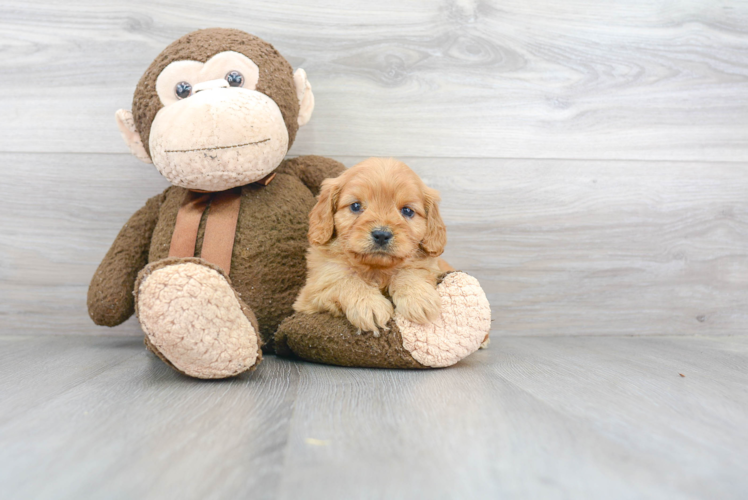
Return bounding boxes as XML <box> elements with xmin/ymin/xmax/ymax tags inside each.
<box><xmin>1</xmin><ymin>334</ymin><xmax>746</xmax><ymax>499</ymax></box>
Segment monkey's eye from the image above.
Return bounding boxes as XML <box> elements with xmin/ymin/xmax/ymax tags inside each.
<box><xmin>350</xmin><ymin>202</ymin><xmax>362</xmax><ymax>213</ymax></box>
<box><xmin>174</xmin><ymin>82</ymin><xmax>192</xmax><ymax>99</ymax></box>
<box><xmin>401</xmin><ymin>207</ymin><xmax>415</xmax><ymax>218</ymax></box>
<box><xmin>225</xmin><ymin>71</ymin><xmax>244</xmax><ymax>87</ymax></box>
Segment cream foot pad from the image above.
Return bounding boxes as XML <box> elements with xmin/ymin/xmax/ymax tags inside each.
<box><xmin>396</xmin><ymin>272</ymin><xmax>491</xmax><ymax>367</ymax></box>
<box><xmin>135</xmin><ymin>260</ymin><xmax>261</xmax><ymax>379</ymax></box>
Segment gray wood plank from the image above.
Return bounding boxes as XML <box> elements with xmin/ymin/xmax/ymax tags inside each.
<box><xmin>1</xmin><ymin>0</ymin><xmax>747</xmax><ymax>161</ymax></box>
<box><xmin>1</xmin><ymin>335</ymin><xmax>746</xmax><ymax>499</ymax></box>
<box><xmin>0</xmin><ymin>153</ymin><xmax>169</xmax><ymax>336</ymax></box>
<box><xmin>3</xmin><ymin>153</ymin><xmax>747</xmax><ymax>337</ymax></box>
<box><xmin>0</xmin><ymin>335</ymin><xmax>142</xmax><ymax>425</ymax></box>
<box><xmin>0</xmin><ymin>336</ymin><xmax>301</xmax><ymax>500</ymax></box>
<box><xmin>278</xmin><ymin>335</ymin><xmax>748</xmax><ymax>500</ymax></box>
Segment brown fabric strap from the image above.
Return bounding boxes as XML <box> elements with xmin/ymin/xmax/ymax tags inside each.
<box><xmin>199</xmin><ymin>187</ymin><xmax>242</xmax><ymax>275</ymax></box>
<box><xmin>169</xmin><ymin>191</ymin><xmax>211</xmax><ymax>259</ymax></box>
<box><xmin>168</xmin><ymin>173</ymin><xmax>276</xmax><ymax>275</ymax></box>
<box><xmin>255</xmin><ymin>172</ymin><xmax>276</xmax><ymax>186</ymax></box>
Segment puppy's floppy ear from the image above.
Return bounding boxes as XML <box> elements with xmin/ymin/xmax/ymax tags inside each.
<box><xmin>308</xmin><ymin>177</ymin><xmax>340</xmax><ymax>246</ymax></box>
<box><xmin>420</xmin><ymin>187</ymin><xmax>447</xmax><ymax>257</ymax></box>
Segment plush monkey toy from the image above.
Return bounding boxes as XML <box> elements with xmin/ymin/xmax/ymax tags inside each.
<box><xmin>88</xmin><ymin>28</ymin><xmax>491</xmax><ymax>378</ymax></box>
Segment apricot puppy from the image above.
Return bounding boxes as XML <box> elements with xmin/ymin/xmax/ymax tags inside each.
<box><xmin>294</xmin><ymin>157</ymin><xmax>453</xmax><ymax>334</ymax></box>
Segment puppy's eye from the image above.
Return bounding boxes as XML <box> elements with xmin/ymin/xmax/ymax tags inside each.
<box><xmin>175</xmin><ymin>82</ymin><xmax>192</xmax><ymax>99</ymax></box>
<box><xmin>401</xmin><ymin>207</ymin><xmax>415</xmax><ymax>218</ymax></box>
<box><xmin>350</xmin><ymin>202</ymin><xmax>362</xmax><ymax>213</ymax></box>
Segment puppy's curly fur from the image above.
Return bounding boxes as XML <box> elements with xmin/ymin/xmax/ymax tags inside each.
<box><xmin>293</xmin><ymin>158</ymin><xmax>453</xmax><ymax>334</ymax></box>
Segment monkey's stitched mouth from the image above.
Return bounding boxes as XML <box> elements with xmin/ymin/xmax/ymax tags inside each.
<box><xmin>164</xmin><ymin>138</ymin><xmax>270</xmax><ymax>153</ymax></box>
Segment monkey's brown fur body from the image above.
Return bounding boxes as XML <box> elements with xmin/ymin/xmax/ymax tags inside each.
<box><xmin>88</xmin><ymin>155</ymin><xmax>341</xmax><ymax>350</ymax></box>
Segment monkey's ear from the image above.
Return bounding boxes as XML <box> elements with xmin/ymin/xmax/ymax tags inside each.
<box><xmin>115</xmin><ymin>109</ymin><xmax>152</xmax><ymax>164</ymax></box>
<box><xmin>293</xmin><ymin>69</ymin><xmax>315</xmax><ymax>127</ymax></box>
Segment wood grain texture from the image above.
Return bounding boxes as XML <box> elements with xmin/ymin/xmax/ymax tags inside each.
<box><xmin>280</xmin><ymin>335</ymin><xmax>748</xmax><ymax>499</ymax></box>
<box><xmin>1</xmin><ymin>334</ymin><xmax>746</xmax><ymax>499</ymax></box>
<box><xmin>2</xmin><ymin>153</ymin><xmax>746</xmax><ymax>337</ymax></box>
<box><xmin>0</xmin><ymin>153</ymin><xmax>170</xmax><ymax>336</ymax></box>
<box><xmin>0</xmin><ymin>335</ymin><xmax>302</xmax><ymax>500</ymax></box>
<box><xmin>1</xmin><ymin>0</ymin><xmax>747</xmax><ymax>160</ymax></box>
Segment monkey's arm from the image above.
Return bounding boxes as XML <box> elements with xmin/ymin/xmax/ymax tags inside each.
<box><xmin>278</xmin><ymin>155</ymin><xmax>346</xmax><ymax>196</ymax></box>
<box><xmin>87</xmin><ymin>192</ymin><xmax>165</xmax><ymax>326</ymax></box>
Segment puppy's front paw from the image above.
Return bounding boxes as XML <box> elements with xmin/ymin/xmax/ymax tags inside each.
<box><xmin>393</xmin><ymin>285</ymin><xmax>441</xmax><ymax>325</ymax></box>
<box><xmin>345</xmin><ymin>293</ymin><xmax>394</xmax><ymax>336</ymax></box>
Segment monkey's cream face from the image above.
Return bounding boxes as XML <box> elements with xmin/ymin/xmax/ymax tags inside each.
<box><xmin>148</xmin><ymin>51</ymin><xmax>289</xmax><ymax>191</ymax></box>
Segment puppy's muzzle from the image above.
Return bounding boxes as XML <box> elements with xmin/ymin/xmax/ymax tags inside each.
<box><xmin>371</xmin><ymin>228</ymin><xmax>393</xmax><ymax>248</ymax></box>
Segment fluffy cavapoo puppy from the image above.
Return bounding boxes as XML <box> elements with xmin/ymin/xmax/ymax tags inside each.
<box><xmin>293</xmin><ymin>157</ymin><xmax>454</xmax><ymax>334</ymax></box>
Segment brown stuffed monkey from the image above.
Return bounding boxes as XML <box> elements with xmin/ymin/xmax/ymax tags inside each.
<box><xmin>88</xmin><ymin>28</ymin><xmax>491</xmax><ymax>379</ymax></box>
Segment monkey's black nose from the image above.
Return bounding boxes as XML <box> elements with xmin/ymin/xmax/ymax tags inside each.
<box><xmin>371</xmin><ymin>229</ymin><xmax>393</xmax><ymax>247</ymax></box>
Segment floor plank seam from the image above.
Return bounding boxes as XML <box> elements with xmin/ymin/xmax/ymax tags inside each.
<box><xmin>273</xmin><ymin>361</ymin><xmax>303</xmax><ymax>499</ymax></box>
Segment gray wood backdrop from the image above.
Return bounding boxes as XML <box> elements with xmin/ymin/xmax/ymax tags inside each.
<box><xmin>1</xmin><ymin>0</ymin><xmax>747</xmax><ymax>337</ymax></box>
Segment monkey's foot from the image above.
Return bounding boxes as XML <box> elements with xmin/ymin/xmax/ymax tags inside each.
<box><xmin>395</xmin><ymin>272</ymin><xmax>491</xmax><ymax>367</ymax></box>
<box><xmin>134</xmin><ymin>257</ymin><xmax>262</xmax><ymax>379</ymax></box>
<box><xmin>275</xmin><ymin>272</ymin><xmax>491</xmax><ymax>369</ymax></box>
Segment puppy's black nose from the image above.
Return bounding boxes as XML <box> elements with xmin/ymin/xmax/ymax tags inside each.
<box><xmin>371</xmin><ymin>229</ymin><xmax>393</xmax><ymax>246</ymax></box>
